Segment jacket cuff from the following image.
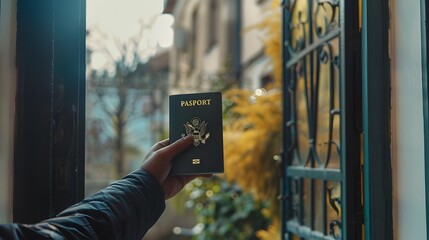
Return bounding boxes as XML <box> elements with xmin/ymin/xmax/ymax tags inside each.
<box><xmin>124</xmin><ymin>169</ymin><xmax>166</xmax><ymax>223</ymax></box>
<box><xmin>126</xmin><ymin>169</ymin><xmax>166</xmax><ymax>203</ymax></box>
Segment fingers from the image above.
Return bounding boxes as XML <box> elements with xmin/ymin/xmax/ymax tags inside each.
<box><xmin>157</xmin><ymin>135</ymin><xmax>194</xmax><ymax>159</ymax></box>
<box><xmin>150</xmin><ymin>138</ymin><xmax>170</xmax><ymax>152</ymax></box>
<box><xmin>144</xmin><ymin>139</ymin><xmax>170</xmax><ymax>161</ymax></box>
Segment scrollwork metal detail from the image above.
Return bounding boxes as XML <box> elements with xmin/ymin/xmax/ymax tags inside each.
<box><xmin>329</xmin><ymin>220</ymin><xmax>342</xmax><ymax>239</ymax></box>
<box><xmin>284</xmin><ymin>0</ymin><xmax>343</xmax><ymax>238</ymax></box>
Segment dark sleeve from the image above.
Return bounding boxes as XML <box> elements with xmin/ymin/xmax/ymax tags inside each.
<box><xmin>0</xmin><ymin>169</ymin><xmax>166</xmax><ymax>240</ymax></box>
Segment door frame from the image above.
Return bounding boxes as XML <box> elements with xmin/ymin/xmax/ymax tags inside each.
<box><xmin>422</xmin><ymin>0</ymin><xmax>429</xmax><ymax>236</ymax></box>
<box><xmin>362</xmin><ymin>0</ymin><xmax>393</xmax><ymax>239</ymax></box>
<box><xmin>13</xmin><ymin>0</ymin><xmax>86</xmax><ymax>222</ymax></box>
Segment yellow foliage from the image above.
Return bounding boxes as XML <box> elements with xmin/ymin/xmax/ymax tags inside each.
<box><xmin>256</xmin><ymin>219</ymin><xmax>281</xmax><ymax>240</ymax></box>
<box><xmin>223</xmin><ymin>88</ymin><xmax>282</xmax><ymax>204</ymax></box>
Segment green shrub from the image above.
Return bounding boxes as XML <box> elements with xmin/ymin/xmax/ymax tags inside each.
<box><xmin>185</xmin><ymin>177</ymin><xmax>271</xmax><ymax>240</ymax></box>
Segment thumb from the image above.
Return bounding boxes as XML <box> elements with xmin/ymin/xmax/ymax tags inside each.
<box><xmin>159</xmin><ymin>135</ymin><xmax>194</xmax><ymax>160</ymax></box>
<box><xmin>141</xmin><ymin>135</ymin><xmax>194</xmax><ymax>185</ymax></box>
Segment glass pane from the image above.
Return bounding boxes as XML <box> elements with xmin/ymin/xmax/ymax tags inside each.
<box><xmin>328</xmin><ymin>113</ymin><xmax>341</xmax><ymax>169</ymax></box>
<box><xmin>314</xmin><ymin>180</ymin><xmax>325</xmax><ymax>233</ymax></box>
<box><xmin>314</xmin><ymin>45</ymin><xmax>332</xmax><ymax>166</ymax></box>
<box><xmin>284</xmin><ymin>0</ymin><xmax>344</xmax><ymax>238</ymax></box>
<box><xmin>291</xmin><ymin>179</ymin><xmax>301</xmax><ymax>221</ymax></box>
<box><xmin>303</xmin><ymin>179</ymin><xmax>311</xmax><ymax>227</ymax></box>
<box><xmin>295</xmin><ymin>65</ymin><xmax>311</xmax><ymax>165</ymax></box>
<box><xmin>315</xmin><ymin>37</ymin><xmax>341</xmax><ymax>168</ymax></box>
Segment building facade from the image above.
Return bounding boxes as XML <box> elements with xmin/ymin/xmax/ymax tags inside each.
<box><xmin>166</xmin><ymin>0</ymin><xmax>272</xmax><ymax>94</ymax></box>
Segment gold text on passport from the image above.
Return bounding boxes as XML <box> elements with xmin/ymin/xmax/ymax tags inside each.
<box><xmin>180</xmin><ymin>99</ymin><xmax>212</xmax><ymax>107</ymax></box>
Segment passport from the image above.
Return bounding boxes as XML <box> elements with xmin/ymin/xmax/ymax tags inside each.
<box><xmin>169</xmin><ymin>92</ymin><xmax>224</xmax><ymax>175</ymax></box>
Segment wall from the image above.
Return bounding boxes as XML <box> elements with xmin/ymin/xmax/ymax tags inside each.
<box><xmin>390</xmin><ymin>0</ymin><xmax>427</xmax><ymax>238</ymax></box>
<box><xmin>0</xmin><ymin>0</ymin><xmax>16</xmax><ymax>223</ymax></box>
<box><xmin>241</xmin><ymin>0</ymin><xmax>265</xmax><ymax>64</ymax></box>
<box><xmin>240</xmin><ymin>0</ymin><xmax>270</xmax><ymax>89</ymax></box>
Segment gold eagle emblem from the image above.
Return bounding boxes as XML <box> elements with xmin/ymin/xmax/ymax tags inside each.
<box><xmin>182</xmin><ymin>117</ymin><xmax>210</xmax><ymax>146</ymax></box>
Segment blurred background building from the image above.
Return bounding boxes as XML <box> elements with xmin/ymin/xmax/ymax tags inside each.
<box><xmin>166</xmin><ymin>0</ymin><xmax>273</xmax><ymax>94</ymax></box>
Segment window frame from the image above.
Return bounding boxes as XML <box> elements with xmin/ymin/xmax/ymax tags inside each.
<box><xmin>362</xmin><ymin>0</ymin><xmax>393</xmax><ymax>239</ymax></box>
<box><xmin>422</xmin><ymin>0</ymin><xmax>429</xmax><ymax>236</ymax></box>
<box><xmin>280</xmin><ymin>0</ymin><xmax>363</xmax><ymax>239</ymax></box>
<box><xmin>279</xmin><ymin>0</ymin><xmax>394</xmax><ymax>238</ymax></box>
<box><xmin>13</xmin><ymin>0</ymin><xmax>86</xmax><ymax>222</ymax></box>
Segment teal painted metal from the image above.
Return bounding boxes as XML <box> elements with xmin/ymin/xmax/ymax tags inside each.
<box><xmin>362</xmin><ymin>0</ymin><xmax>371</xmax><ymax>237</ymax></box>
<box><xmin>281</xmin><ymin>0</ymin><xmax>362</xmax><ymax>239</ymax></box>
<box><xmin>361</xmin><ymin>0</ymin><xmax>370</xmax><ymax>237</ymax></box>
<box><xmin>421</xmin><ymin>0</ymin><xmax>429</xmax><ymax>236</ymax></box>
<box><xmin>339</xmin><ymin>0</ymin><xmax>349</xmax><ymax>238</ymax></box>
<box><xmin>280</xmin><ymin>0</ymin><xmax>292</xmax><ymax>238</ymax></box>
<box><xmin>287</xmin><ymin>167</ymin><xmax>342</xmax><ymax>181</ymax></box>
<box><xmin>362</xmin><ymin>0</ymin><xmax>392</xmax><ymax>239</ymax></box>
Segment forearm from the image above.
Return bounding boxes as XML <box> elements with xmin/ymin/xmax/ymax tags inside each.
<box><xmin>0</xmin><ymin>169</ymin><xmax>166</xmax><ymax>240</ymax></box>
<box><xmin>56</xmin><ymin>169</ymin><xmax>166</xmax><ymax>239</ymax></box>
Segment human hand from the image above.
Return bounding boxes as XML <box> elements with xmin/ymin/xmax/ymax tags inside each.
<box><xmin>141</xmin><ymin>135</ymin><xmax>210</xmax><ymax>199</ymax></box>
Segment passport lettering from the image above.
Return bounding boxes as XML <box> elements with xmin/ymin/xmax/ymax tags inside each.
<box><xmin>180</xmin><ymin>99</ymin><xmax>212</xmax><ymax>107</ymax></box>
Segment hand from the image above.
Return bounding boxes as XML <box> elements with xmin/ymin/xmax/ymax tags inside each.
<box><xmin>141</xmin><ymin>135</ymin><xmax>208</xmax><ymax>199</ymax></box>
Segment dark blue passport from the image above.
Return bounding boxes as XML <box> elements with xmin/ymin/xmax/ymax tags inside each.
<box><xmin>169</xmin><ymin>92</ymin><xmax>224</xmax><ymax>175</ymax></box>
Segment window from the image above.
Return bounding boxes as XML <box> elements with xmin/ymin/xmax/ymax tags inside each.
<box><xmin>207</xmin><ymin>0</ymin><xmax>218</xmax><ymax>50</ymax></box>
<box><xmin>190</xmin><ymin>8</ymin><xmax>198</xmax><ymax>72</ymax></box>
<box><xmin>281</xmin><ymin>0</ymin><xmax>362</xmax><ymax>239</ymax></box>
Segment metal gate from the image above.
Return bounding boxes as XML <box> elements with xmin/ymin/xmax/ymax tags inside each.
<box><xmin>281</xmin><ymin>0</ymin><xmax>362</xmax><ymax>239</ymax></box>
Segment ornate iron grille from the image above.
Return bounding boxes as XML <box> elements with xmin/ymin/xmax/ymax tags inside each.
<box><xmin>281</xmin><ymin>0</ymin><xmax>362</xmax><ymax>239</ymax></box>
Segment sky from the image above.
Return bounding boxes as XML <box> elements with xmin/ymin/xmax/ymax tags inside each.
<box><xmin>86</xmin><ymin>0</ymin><xmax>174</xmax><ymax>72</ymax></box>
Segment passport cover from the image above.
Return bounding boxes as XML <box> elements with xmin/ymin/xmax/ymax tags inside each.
<box><xmin>169</xmin><ymin>92</ymin><xmax>224</xmax><ymax>175</ymax></box>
